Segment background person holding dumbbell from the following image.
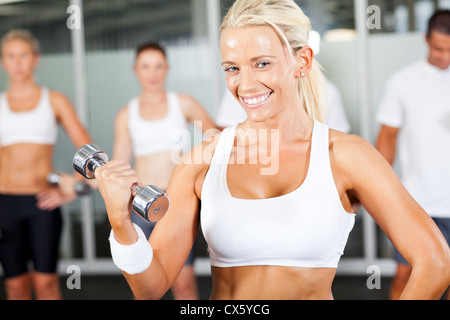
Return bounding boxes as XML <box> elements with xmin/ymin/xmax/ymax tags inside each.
<box><xmin>0</xmin><ymin>29</ymin><xmax>92</xmax><ymax>300</ymax></box>
<box><xmin>111</xmin><ymin>42</ymin><xmax>218</xmax><ymax>300</ymax></box>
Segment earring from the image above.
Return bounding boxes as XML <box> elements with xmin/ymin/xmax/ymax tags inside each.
<box><xmin>300</xmin><ymin>72</ymin><xmax>305</xmax><ymax>77</ymax></box>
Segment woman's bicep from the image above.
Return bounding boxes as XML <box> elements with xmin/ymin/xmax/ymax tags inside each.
<box><xmin>122</xmin><ymin>137</ymin><xmax>216</xmax><ymax>299</ymax></box>
<box><xmin>147</xmin><ymin>159</ymin><xmax>202</xmax><ymax>283</ymax></box>
<box><xmin>122</xmin><ymin>159</ymin><xmax>202</xmax><ymax>299</ymax></box>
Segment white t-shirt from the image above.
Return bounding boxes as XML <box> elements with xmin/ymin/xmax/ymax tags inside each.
<box><xmin>324</xmin><ymin>81</ymin><xmax>351</xmax><ymax>133</ymax></box>
<box><xmin>377</xmin><ymin>60</ymin><xmax>450</xmax><ymax>218</ymax></box>
<box><xmin>216</xmin><ymin>80</ymin><xmax>351</xmax><ymax>133</ymax></box>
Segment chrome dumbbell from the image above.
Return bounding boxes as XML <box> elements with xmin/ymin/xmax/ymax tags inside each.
<box><xmin>73</xmin><ymin>144</ymin><xmax>169</xmax><ymax>223</ymax></box>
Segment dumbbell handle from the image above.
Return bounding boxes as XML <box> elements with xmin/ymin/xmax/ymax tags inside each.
<box><xmin>86</xmin><ymin>157</ymin><xmax>106</xmax><ymax>174</ymax></box>
<box><xmin>85</xmin><ymin>155</ymin><xmax>142</xmax><ymax>195</ymax></box>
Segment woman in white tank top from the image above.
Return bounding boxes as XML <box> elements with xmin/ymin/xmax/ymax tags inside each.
<box><xmin>112</xmin><ymin>42</ymin><xmax>218</xmax><ymax>300</ymax></box>
<box><xmin>0</xmin><ymin>30</ymin><xmax>92</xmax><ymax>299</ymax></box>
<box><xmin>96</xmin><ymin>1</ymin><xmax>450</xmax><ymax>300</ymax></box>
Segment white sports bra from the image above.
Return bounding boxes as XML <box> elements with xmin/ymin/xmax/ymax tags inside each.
<box><xmin>200</xmin><ymin>120</ymin><xmax>355</xmax><ymax>269</ymax></box>
<box><xmin>0</xmin><ymin>87</ymin><xmax>58</xmax><ymax>147</ymax></box>
<box><xmin>128</xmin><ymin>91</ymin><xmax>190</xmax><ymax>157</ymax></box>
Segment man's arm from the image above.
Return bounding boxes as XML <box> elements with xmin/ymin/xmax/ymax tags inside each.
<box><xmin>375</xmin><ymin>124</ymin><xmax>400</xmax><ymax>165</ymax></box>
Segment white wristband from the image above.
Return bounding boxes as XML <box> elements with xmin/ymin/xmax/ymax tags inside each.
<box><xmin>109</xmin><ymin>223</ymin><xmax>153</xmax><ymax>274</ymax></box>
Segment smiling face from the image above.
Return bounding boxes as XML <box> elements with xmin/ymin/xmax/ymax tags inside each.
<box><xmin>220</xmin><ymin>25</ymin><xmax>304</xmax><ymax>123</ymax></box>
<box><xmin>134</xmin><ymin>49</ymin><xmax>169</xmax><ymax>92</ymax></box>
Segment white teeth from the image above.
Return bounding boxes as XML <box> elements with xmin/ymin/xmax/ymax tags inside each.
<box><xmin>244</xmin><ymin>93</ymin><xmax>270</xmax><ymax>105</ymax></box>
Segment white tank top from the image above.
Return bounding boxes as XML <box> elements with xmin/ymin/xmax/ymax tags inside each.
<box><xmin>200</xmin><ymin>120</ymin><xmax>355</xmax><ymax>269</ymax></box>
<box><xmin>0</xmin><ymin>87</ymin><xmax>58</xmax><ymax>147</ymax></box>
<box><xmin>128</xmin><ymin>91</ymin><xmax>190</xmax><ymax>157</ymax></box>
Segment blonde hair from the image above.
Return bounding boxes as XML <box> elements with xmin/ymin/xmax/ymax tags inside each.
<box><xmin>221</xmin><ymin>0</ymin><xmax>327</xmax><ymax>122</ymax></box>
<box><xmin>1</xmin><ymin>29</ymin><xmax>40</xmax><ymax>56</ymax></box>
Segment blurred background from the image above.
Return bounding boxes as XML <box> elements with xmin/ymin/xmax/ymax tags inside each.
<box><xmin>0</xmin><ymin>0</ymin><xmax>449</xmax><ymax>299</ymax></box>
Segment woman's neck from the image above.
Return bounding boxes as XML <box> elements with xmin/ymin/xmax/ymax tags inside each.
<box><xmin>139</xmin><ymin>88</ymin><xmax>166</xmax><ymax>104</ymax></box>
<box><xmin>240</xmin><ymin>95</ymin><xmax>313</xmax><ymax>143</ymax></box>
<box><xmin>8</xmin><ymin>78</ymin><xmax>39</xmax><ymax>97</ymax></box>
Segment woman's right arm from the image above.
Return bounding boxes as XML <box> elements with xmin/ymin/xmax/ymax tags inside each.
<box><xmin>95</xmin><ymin>139</ymin><xmax>213</xmax><ymax>299</ymax></box>
<box><xmin>112</xmin><ymin>106</ymin><xmax>133</xmax><ymax>163</ymax></box>
<box><xmin>0</xmin><ymin>145</ymin><xmax>2</xmax><ymax>179</ymax></box>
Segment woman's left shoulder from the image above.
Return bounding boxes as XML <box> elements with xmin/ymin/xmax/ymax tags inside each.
<box><xmin>328</xmin><ymin>129</ymin><xmax>370</xmax><ymax>150</ymax></box>
<box><xmin>48</xmin><ymin>89</ymin><xmax>67</xmax><ymax>100</ymax></box>
<box><xmin>329</xmin><ymin>129</ymin><xmax>382</xmax><ymax>164</ymax></box>
<box><xmin>328</xmin><ymin>129</ymin><xmax>390</xmax><ymax>175</ymax></box>
<box><xmin>176</xmin><ymin>92</ymin><xmax>197</xmax><ymax>105</ymax></box>
<box><xmin>48</xmin><ymin>89</ymin><xmax>72</xmax><ymax>109</ymax></box>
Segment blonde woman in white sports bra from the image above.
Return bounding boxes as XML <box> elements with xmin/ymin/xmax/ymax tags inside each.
<box><xmin>0</xmin><ymin>30</ymin><xmax>92</xmax><ymax>300</ymax></box>
<box><xmin>96</xmin><ymin>0</ymin><xmax>450</xmax><ymax>300</ymax></box>
<box><xmin>112</xmin><ymin>42</ymin><xmax>218</xmax><ymax>300</ymax></box>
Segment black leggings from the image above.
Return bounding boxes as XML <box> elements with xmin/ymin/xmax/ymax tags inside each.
<box><xmin>0</xmin><ymin>194</ymin><xmax>62</xmax><ymax>279</ymax></box>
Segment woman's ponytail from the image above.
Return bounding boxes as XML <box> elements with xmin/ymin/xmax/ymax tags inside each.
<box><xmin>298</xmin><ymin>59</ymin><xmax>327</xmax><ymax>123</ymax></box>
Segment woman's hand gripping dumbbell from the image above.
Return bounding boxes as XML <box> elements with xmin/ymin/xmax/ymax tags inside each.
<box><xmin>73</xmin><ymin>144</ymin><xmax>169</xmax><ymax>222</ymax></box>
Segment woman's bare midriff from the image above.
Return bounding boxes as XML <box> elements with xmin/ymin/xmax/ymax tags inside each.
<box><xmin>134</xmin><ymin>150</ymin><xmax>179</xmax><ymax>188</ymax></box>
<box><xmin>210</xmin><ymin>265</ymin><xmax>336</xmax><ymax>300</ymax></box>
<box><xmin>0</xmin><ymin>144</ymin><xmax>54</xmax><ymax>194</ymax></box>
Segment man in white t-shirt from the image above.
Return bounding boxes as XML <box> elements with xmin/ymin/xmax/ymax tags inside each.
<box><xmin>376</xmin><ymin>10</ymin><xmax>450</xmax><ymax>300</ymax></box>
<box><xmin>216</xmin><ymin>79</ymin><xmax>351</xmax><ymax>133</ymax></box>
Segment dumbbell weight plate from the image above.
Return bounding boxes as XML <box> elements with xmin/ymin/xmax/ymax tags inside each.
<box><xmin>73</xmin><ymin>143</ymin><xmax>109</xmax><ymax>179</ymax></box>
<box><xmin>133</xmin><ymin>185</ymin><xmax>170</xmax><ymax>222</ymax></box>
<box><xmin>47</xmin><ymin>172</ymin><xmax>62</xmax><ymax>185</ymax></box>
